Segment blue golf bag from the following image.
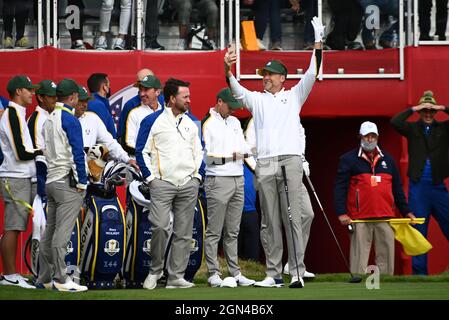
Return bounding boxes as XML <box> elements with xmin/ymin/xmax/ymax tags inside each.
<box><xmin>79</xmin><ymin>161</ymin><xmax>127</xmax><ymax>289</ymax></box>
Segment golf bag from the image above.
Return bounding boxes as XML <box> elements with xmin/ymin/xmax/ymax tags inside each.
<box><xmin>79</xmin><ymin>161</ymin><xmax>127</xmax><ymax>289</ymax></box>
<box><xmin>24</xmin><ymin>196</ymin><xmax>83</xmax><ymax>283</ymax></box>
<box><xmin>123</xmin><ymin>170</ymin><xmax>206</xmax><ymax>288</ymax></box>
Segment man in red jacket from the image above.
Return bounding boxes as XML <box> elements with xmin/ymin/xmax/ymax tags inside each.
<box><xmin>333</xmin><ymin>121</ymin><xmax>415</xmax><ymax>275</ymax></box>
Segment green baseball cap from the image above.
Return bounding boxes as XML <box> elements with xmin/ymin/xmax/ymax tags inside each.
<box><xmin>257</xmin><ymin>60</ymin><xmax>288</xmax><ymax>76</ymax></box>
<box><xmin>418</xmin><ymin>90</ymin><xmax>436</xmax><ymax>106</ymax></box>
<box><xmin>78</xmin><ymin>85</ymin><xmax>93</xmax><ymax>101</ymax></box>
<box><xmin>56</xmin><ymin>78</ymin><xmax>79</xmax><ymax>97</ymax></box>
<box><xmin>217</xmin><ymin>87</ymin><xmax>244</xmax><ymax>110</ymax></box>
<box><xmin>7</xmin><ymin>75</ymin><xmax>39</xmax><ymax>92</ymax></box>
<box><xmin>36</xmin><ymin>80</ymin><xmax>57</xmax><ymax>96</ymax></box>
<box><xmin>134</xmin><ymin>75</ymin><xmax>162</xmax><ymax>89</ymax></box>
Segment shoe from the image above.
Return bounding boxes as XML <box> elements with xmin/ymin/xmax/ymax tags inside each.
<box><xmin>71</xmin><ymin>39</ymin><xmax>86</xmax><ymax>49</ymax></box>
<box><xmin>114</xmin><ymin>37</ymin><xmax>125</xmax><ymax>50</ymax></box>
<box><xmin>146</xmin><ymin>40</ymin><xmax>165</xmax><ymax>50</ymax></box>
<box><xmin>379</xmin><ymin>39</ymin><xmax>392</xmax><ymax>49</ymax></box>
<box><xmin>270</xmin><ymin>42</ymin><xmax>282</xmax><ymax>51</ymax></box>
<box><xmin>0</xmin><ymin>274</ymin><xmax>36</xmax><ymax>289</ymax></box>
<box><xmin>15</xmin><ymin>37</ymin><xmax>31</xmax><ymax>48</ymax></box>
<box><xmin>166</xmin><ymin>278</ymin><xmax>195</xmax><ymax>289</ymax></box>
<box><xmin>143</xmin><ymin>271</ymin><xmax>163</xmax><ymax>290</ymax></box>
<box><xmin>177</xmin><ymin>39</ymin><xmax>187</xmax><ymax>50</ymax></box>
<box><xmin>208</xmin><ymin>274</ymin><xmax>223</xmax><ymax>287</ymax></box>
<box><xmin>364</xmin><ymin>40</ymin><xmax>377</xmax><ymax>50</ymax></box>
<box><xmin>303</xmin><ymin>43</ymin><xmax>314</xmax><ymax>50</ymax></box>
<box><xmin>419</xmin><ymin>34</ymin><xmax>431</xmax><ymax>41</ymax></box>
<box><xmin>53</xmin><ymin>278</ymin><xmax>88</xmax><ymax>292</ymax></box>
<box><xmin>3</xmin><ymin>37</ymin><xmax>13</xmax><ymax>49</ymax></box>
<box><xmin>438</xmin><ymin>35</ymin><xmax>447</xmax><ymax>41</ymax></box>
<box><xmin>35</xmin><ymin>281</ymin><xmax>53</xmax><ymax>289</ymax></box>
<box><xmin>346</xmin><ymin>41</ymin><xmax>363</xmax><ymax>50</ymax></box>
<box><xmin>254</xmin><ymin>277</ymin><xmax>284</xmax><ymax>288</ymax></box>
<box><xmin>290</xmin><ymin>276</ymin><xmax>305</xmax><ymax>288</ymax></box>
<box><xmin>220</xmin><ymin>277</ymin><xmax>237</xmax><ymax>288</ymax></box>
<box><xmin>304</xmin><ymin>270</ymin><xmax>316</xmax><ymax>278</ymax></box>
<box><xmin>257</xmin><ymin>38</ymin><xmax>266</xmax><ymax>51</ymax></box>
<box><xmin>234</xmin><ymin>273</ymin><xmax>255</xmax><ymax>286</ymax></box>
<box><xmin>94</xmin><ymin>35</ymin><xmax>108</xmax><ymax>50</ymax></box>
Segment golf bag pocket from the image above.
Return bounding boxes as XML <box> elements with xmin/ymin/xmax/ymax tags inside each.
<box><xmin>80</xmin><ymin>195</ymin><xmax>126</xmax><ymax>289</ymax></box>
<box><xmin>123</xmin><ymin>196</ymin><xmax>153</xmax><ymax>288</ymax></box>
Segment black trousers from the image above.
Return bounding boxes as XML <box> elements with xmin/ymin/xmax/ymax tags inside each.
<box><xmin>238</xmin><ymin>211</ymin><xmax>260</xmax><ymax>262</ymax></box>
<box><xmin>3</xmin><ymin>0</ymin><xmax>32</xmax><ymax>39</ymax></box>
<box><xmin>419</xmin><ymin>0</ymin><xmax>448</xmax><ymax>38</ymax></box>
<box><xmin>326</xmin><ymin>0</ymin><xmax>363</xmax><ymax>50</ymax></box>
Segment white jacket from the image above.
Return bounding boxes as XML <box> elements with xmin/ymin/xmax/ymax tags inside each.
<box><xmin>135</xmin><ymin>107</ymin><xmax>204</xmax><ymax>187</ymax></box>
<box><xmin>27</xmin><ymin>105</ymin><xmax>50</xmax><ymax>150</ymax></box>
<box><xmin>202</xmin><ymin>108</ymin><xmax>247</xmax><ymax>176</ymax></box>
<box><xmin>0</xmin><ymin>101</ymin><xmax>38</xmax><ymax>178</ymax></box>
<box><xmin>79</xmin><ymin>111</ymin><xmax>130</xmax><ymax>163</ymax></box>
<box><xmin>229</xmin><ymin>49</ymin><xmax>321</xmax><ymax>159</ymax></box>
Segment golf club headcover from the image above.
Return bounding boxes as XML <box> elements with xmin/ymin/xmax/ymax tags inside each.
<box><xmin>35</xmin><ymin>155</ymin><xmax>47</xmax><ymax>197</ymax></box>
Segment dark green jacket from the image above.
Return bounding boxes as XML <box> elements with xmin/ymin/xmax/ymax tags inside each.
<box><xmin>390</xmin><ymin>107</ymin><xmax>449</xmax><ymax>185</ymax></box>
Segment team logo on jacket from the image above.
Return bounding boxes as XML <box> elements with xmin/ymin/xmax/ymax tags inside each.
<box><xmin>66</xmin><ymin>241</ymin><xmax>74</xmax><ymax>255</ymax></box>
<box><xmin>104</xmin><ymin>239</ymin><xmax>120</xmax><ymax>256</ymax></box>
<box><xmin>381</xmin><ymin>161</ymin><xmax>388</xmax><ymax>169</ymax></box>
<box><xmin>281</xmin><ymin>98</ymin><xmax>287</xmax><ymax>104</ymax></box>
<box><xmin>143</xmin><ymin>239</ymin><xmax>151</xmax><ymax>256</ymax></box>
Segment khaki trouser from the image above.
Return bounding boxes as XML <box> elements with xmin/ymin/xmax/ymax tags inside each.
<box><xmin>38</xmin><ymin>177</ymin><xmax>85</xmax><ymax>283</ymax></box>
<box><xmin>256</xmin><ymin>155</ymin><xmax>305</xmax><ymax>279</ymax></box>
<box><xmin>204</xmin><ymin>176</ymin><xmax>244</xmax><ymax>277</ymax></box>
<box><xmin>148</xmin><ymin>177</ymin><xmax>200</xmax><ymax>281</ymax></box>
<box><xmin>350</xmin><ymin>222</ymin><xmax>395</xmax><ymax>275</ymax></box>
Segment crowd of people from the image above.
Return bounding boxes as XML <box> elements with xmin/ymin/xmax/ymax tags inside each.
<box><xmin>1</xmin><ymin>1</ymin><xmax>448</xmax><ymax>50</ymax></box>
<box><xmin>0</xmin><ymin>13</ymin><xmax>448</xmax><ymax>293</ymax></box>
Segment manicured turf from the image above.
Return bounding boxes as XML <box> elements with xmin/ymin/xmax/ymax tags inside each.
<box><xmin>1</xmin><ymin>276</ymin><xmax>448</xmax><ymax>300</ymax></box>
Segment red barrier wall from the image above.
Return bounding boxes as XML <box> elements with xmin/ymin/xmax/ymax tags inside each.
<box><xmin>0</xmin><ymin>46</ymin><xmax>448</xmax><ymax>275</ymax></box>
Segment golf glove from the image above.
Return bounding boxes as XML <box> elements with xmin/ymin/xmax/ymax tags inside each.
<box><xmin>301</xmin><ymin>155</ymin><xmax>310</xmax><ymax>177</ymax></box>
<box><xmin>311</xmin><ymin>16</ymin><xmax>325</xmax><ymax>43</ymax></box>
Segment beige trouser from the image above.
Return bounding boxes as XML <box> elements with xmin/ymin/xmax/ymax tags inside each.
<box><xmin>256</xmin><ymin>155</ymin><xmax>305</xmax><ymax>279</ymax></box>
<box><xmin>204</xmin><ymin>175</ymin><xmax>244</xmax><ymax>277</ymax></box>
<box><xmin>350</xmin><ymin>222</ymin><xmax>395</xmax><ymax>275</ymax></box>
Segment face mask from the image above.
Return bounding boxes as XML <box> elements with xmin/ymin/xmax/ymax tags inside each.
<box><xmin>106</xmin><ymin>87</ymin><xmax>112</xmax><ymax>99</ymax></box>
<box><xmin>361</xmin><ymin>140</ymin><xmax>377</xmax><ymax>151</ymax></box>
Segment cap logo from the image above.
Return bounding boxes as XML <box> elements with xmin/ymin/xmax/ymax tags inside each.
<box><xmin>143</xmin><ymin>76</ymin><xmax>148</xmax><ymax>81</ymax></box>
<box><xmin>51</xmin><ymin>82</ymin><xmax>57</xmax><ymax>88</ymax></box>
<box><xmin>27</xmin><ymin>76</ymin><xmax>32</xmax><ymax>83</ymax></box>
<box><xmin>82</xmin><ymin>86</ymin><xmax>87</xmax><ymax>93</ymax></box>
<box><xmin>267</xmin><ymin>62</ymin><xmax>272</xmax><ymax>66</ymax></box>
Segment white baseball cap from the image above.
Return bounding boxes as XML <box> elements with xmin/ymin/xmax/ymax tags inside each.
<box><xmin>359</xmin><ymin>121</ymin><xmax>379</xmax><ymax>136</ymax></box>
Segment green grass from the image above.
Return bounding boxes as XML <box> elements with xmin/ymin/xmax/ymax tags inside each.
<box><xmin>1</xmin><ymin>260</ymin><xmax>448</xmax><ymax>300</ymax></box>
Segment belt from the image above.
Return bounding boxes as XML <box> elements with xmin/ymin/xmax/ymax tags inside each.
<box><xmin>270</xmin><ymin>154</ymin><xmax>298</xmax><ymax>161</ymax></box>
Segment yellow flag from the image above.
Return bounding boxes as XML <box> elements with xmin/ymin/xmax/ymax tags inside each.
<box><xmin>389</xmin><ymin>222</ymin><xmax>433</xmax><ymax>256</ymax></box>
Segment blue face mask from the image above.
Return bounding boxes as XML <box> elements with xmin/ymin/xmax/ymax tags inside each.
<box><xmin>361</xmin><ymin>140</ymin><xmax>377</xmax><ymax>151</ymax></box>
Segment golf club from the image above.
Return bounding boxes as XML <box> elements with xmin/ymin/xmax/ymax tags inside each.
<box><xmin>281</xmin><ymin>165</ymin><xmax>303</xmax><ymax>288</ymax></box>
<box><xmin>304</xmin><ymin>174</ymin><xmax>362</xmax><ymax>284</ymax></box>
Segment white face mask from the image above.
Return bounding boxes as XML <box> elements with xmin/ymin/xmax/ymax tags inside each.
<box><xmin>361</xmin><ymin>140</ymin><xmax>377</xmax><ymax>151</ymax></box>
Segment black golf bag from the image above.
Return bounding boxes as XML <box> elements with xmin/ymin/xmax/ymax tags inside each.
<box><xmin>79</xmin><ymin>161</ymin><xmax>127</xmax><ymax>289</ymax></box>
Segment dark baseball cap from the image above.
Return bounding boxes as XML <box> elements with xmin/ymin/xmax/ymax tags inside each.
<box><xmin>257</xmin><ymin>60</ymin><xmax>288</xmax><ymax>76</ymax></box>
<box><xmin>134</xmin><ymin>75</ymin><xmax>162</xmax><ymax>89</ymax></box>
<box><xmin>56</xmin><ymin>78</ymin><xmax>79</xmax><ymax>97</ymax></box>
<box><xmin>217</xmin><ymin>87</ymin><xmax>243</xmax><ymax>110</ymax></box>
<box><xmin>7</xmin><ymin>75</ymin><xmax>39</xmax><ymax>92</ymax></box>
<box><xmin>78</xmin><ymin>85</ymin><xmax>93</xmax><ymax>101</ymax></box>
<box><xmin>36</xmin><ymin>80</ymin><xmax>57</xmax><ymax>96</ymax></box>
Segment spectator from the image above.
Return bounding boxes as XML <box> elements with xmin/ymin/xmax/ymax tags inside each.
<box><xmin>326</xmin><ymin>0</ymin><xmax>363</xmax><ymax>50</ymax></box>
<box><xmin>390</xmin><ymin>91</ymin><xmax>449</xmax><ymax>275</ymax></box>
<box><xmin>0</xmin><ymin>75</ymin><xmax>40</xmax><ymax>289</ymax></box>
<box><xmin>67</xmin><ymin>0</ymin><xmax>88</xmax><ymax>49</ymax></box>
<box><xmin>359</xmin><ymin>0</ymin><xmax>399</xmax><ymax>49</ymax></box>
<box><xmin>2</xmin><ymin>0</ymin><xmax>33</xmax><ymax>49</ymax></box>
<box><xmin>245</xmin><ymin>0</ymin><xmax>282</xmax><ymax>50</ymax></box>
<box><xmin>170</xmin><ymin>0</ymin><xmax>218</xmax><ymax>50</ymax></box>
<box><xmin>95</xmin><ymin>0</ymin><xmax>132</xmax><ymax>50</ymax></box>
<box><xmin>418</xmin><ymin>0</ymin><xmax>448</xmax><ymax>41</ymax></box>
<box><xmin>135</xmin><ymin>78</ymin><xmax>203</xmax><ymax>290</ymax></box>
<box><xmin>145</xmin><ymin>0</ymin><xmax>165</xmax><ymax>50</ymax></box>
<box><xmin>87</xmin><ymin>73</ymin><xmax>117</xmax><ymax>138</ymax></box>
<box><xmin>333</xmin><ymin>121</ymin><xmax>415</xmax><ymax>275</ymax></box>
<box><xmin>292</xmin><ymin>0</ymin><xmax>319</xmax><ymax>50</ymax></box>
